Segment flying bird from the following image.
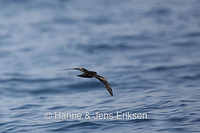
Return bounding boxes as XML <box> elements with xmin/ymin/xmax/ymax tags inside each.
<box><xmin>63</xmin><ymin>68</ymin><xmax>113</xmax><ymax>96</ymax></box>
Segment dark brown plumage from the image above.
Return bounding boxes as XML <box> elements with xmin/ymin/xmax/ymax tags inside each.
<box><xmin>63</xmin><ymin>68</ymin><xmax>113</xmax><ymax>96</ymax></box>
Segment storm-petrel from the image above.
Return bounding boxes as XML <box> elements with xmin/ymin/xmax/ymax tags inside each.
<box><xmin>63</xmin><ymin>68</ymin><xmax>113</xmax><ymax>96</ymax></box>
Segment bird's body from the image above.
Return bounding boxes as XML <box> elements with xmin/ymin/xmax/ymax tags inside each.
<box><xmin>63</xmin><ymin>68</ymin><xmax>113</xmax><ymax>96</ymax></box>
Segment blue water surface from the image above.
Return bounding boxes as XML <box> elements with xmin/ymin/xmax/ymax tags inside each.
<box><xmin>0</xmin><ymin>0</ymin><xmax>200</xmax><ymax>132</ymax></box>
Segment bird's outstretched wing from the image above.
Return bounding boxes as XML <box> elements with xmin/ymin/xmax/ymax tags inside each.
<box><xmin>94</xmin><ymin>75</ymin><xmax>113</xmax><ymax>96</ymax></box>
<box><xmin>63</xmin><ymin>68</ymin><xmax>89</xmax><ymax>73</ymax></box>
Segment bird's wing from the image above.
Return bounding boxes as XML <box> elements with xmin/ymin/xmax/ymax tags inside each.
<box><xmin>95</xmin><ymin>75</ymin><xmax>113</xmax><ymax>96</ymax></box>
<box><xmin>63</xmin><ymin>68</ymin><xmax>89</xmax><ymax>73</ymax></box>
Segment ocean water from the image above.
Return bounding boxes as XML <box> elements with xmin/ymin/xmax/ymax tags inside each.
<box><xmin>0</xmin><ymin>0</ymin><xmax>200</xmax><ymax>132</ymax></box>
